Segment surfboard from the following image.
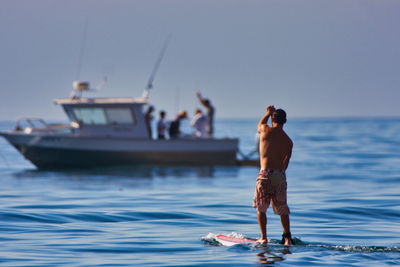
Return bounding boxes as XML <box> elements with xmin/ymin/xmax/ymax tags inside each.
<box><xmin>215</xmin><ymin>234</ymin><xmax>257</xmax><ymax>246</ymax></box>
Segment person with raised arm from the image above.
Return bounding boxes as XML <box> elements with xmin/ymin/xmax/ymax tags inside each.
<box><xmin>253</xmin><ymin>105</ymin><xmax>294</xmax><ymax>245</ymax></box>
<box><xmin>196</xmin><ymin>91</ymin><xmax>215</xmax><ymax>136</ymax></box>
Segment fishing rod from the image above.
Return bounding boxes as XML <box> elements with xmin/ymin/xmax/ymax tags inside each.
<box><xmin>142</xmin><ymin>34</ymin><xmax>172</xmax><ymax>98</ymax></box>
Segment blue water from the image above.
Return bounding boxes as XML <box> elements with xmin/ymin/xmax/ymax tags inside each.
<box><xmin>0</xmin><ymin>118</ymin><xmax>399</xmax><ymax>266</ymax></box>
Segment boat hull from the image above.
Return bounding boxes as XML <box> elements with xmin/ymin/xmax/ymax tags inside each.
<box><xmin>1</xmin><ymin>132</ymin><xmax>238</xmax><ymax>169</ymax></box>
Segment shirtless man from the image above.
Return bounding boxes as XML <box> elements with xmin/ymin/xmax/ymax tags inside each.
<box><xmin>253</xmin><ymin>105</ymin><xmax>293</xmax><ymax>245</ymax></box>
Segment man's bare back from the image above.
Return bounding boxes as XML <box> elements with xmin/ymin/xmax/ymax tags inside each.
<box><xmin>259</xmin><ymin>126</ymin><xmax>293</xmax><ymax>170</ymax></box>
<box><xmin>258</xmin><ymin>106</ymin><xmax>292</xmax><ymax>170</ymax></box>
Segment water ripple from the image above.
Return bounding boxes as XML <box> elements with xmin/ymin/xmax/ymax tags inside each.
<box><xmin>1</xmin><ymin>119</ymin><xmax>400</xmax><ymax>266</ymax></box>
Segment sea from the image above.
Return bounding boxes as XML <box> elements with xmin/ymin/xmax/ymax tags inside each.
<box><xmin>0</xmin><ymin>118</ymin><xmax>399</xmax><ymax>266</ymax></box>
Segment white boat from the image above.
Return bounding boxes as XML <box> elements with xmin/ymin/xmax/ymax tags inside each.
<box><xmin>0</xmin><ymin>82</ymin><xmax>239</xmax><ymax>169</ymax></box>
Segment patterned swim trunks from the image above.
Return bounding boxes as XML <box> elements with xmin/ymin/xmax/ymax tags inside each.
<box><xmin>253</xmin><ymin>169</ymin><xmax>290</xmax><ymax>215</ymax></box>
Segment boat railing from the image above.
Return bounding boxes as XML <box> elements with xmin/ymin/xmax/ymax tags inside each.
<box><xmin>15</xmin><ymin>118</ymin><xmax>76</xmax><ymax>134</ymax></box>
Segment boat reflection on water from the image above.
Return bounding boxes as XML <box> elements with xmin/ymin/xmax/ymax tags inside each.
<box><xmin>12</xmin><ymin>165</ymin><xmax>240</xmax><ymax>180</ymax></box>
<box><xmin>10</xmin><ymin>165</ymin><xmax>240</xmax><ymax>192</ymax></box>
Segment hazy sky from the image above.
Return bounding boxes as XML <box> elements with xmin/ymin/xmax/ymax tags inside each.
<box><xmin>1</xmin><ymin>0</ymin><xmax>399</xmax><ymax>120</ymax></box>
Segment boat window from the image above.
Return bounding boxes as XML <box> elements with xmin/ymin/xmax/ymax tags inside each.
<box><xmin>28</xmin><ymin>119</ymin><xmax>47</xmax><ymax>128</ymax></box>
<box><xmin>64</xmin><ymin>108</ymin><xmax>75</xmax><ymax>122</ymax></box>
<box><xmin>105</xmin><ymin>108</ymin><xmax>136</xmax><ymax>124</ymax></box>
<box><xmin>72</xmin><ymin>108</ymin><xmax>107</xmax><ymax>125</ymax></box>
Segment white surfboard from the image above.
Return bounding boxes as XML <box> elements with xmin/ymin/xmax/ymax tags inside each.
<box><xmin>215</xmin><ymin>234</ymin><xmax>257</xmax><ymax>246</ymax></box>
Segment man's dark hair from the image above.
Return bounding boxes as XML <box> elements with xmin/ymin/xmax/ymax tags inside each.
<box><xmin>147</xmin><ymin>105</ymin><xmax>154</xmax><ymax>113</ymax></box>
<box><xmin>160</xmin><ymin>110</ymin><xmax>166</xmax><ymax>117</ymax></box>
<box><xmin>273</xmin><ymin>109</ymin><xmax>287</xmax><ymax>125</ymax></box>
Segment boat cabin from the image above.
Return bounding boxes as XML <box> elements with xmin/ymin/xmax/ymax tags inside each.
<box><xmin>54</xmin><ymin>97</ymin><xmax>151</xmax><ymax>139</ymax></box>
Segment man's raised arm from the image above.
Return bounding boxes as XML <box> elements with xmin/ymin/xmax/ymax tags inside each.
<box><xmin>196</xmin><ymin>91</ymin><xmax>207</xmax><ymax>107</ymax></box>
<box><xmin>257</xmin><ymin>105</ymin><xmax>275</xmax><ymax>133</ymax></box>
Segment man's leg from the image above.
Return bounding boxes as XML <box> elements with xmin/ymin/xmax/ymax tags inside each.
<box><xmin>280</xmin><ymin>214</ymin><xmax>292</xmax><ymax>245</ymax></box>
<box><xmin>257</xmin><ymin>211</ymin><xmax>267</xmax><ymax>243</ymax></box>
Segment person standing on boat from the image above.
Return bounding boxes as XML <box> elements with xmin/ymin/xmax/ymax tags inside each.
<box><xmin>169</xmin><ymin>110</ymin><xmax>187</xmax><ymax>139</ymax></box>
<box><xmin>191</xmin><ymin>109</ymin><xmax>208</xmax><ymax>138</ymax></box>
<box><xmin>145</xmin><ymin>106</ymin><xmax>155</xmax><ymax>139</ymax></box>
<box><xmin>157</xmin><ymin>111</ymin><xmax>168</xmax><ymax>139</ymax></box>
<box><xmin>253</xmin><ymin>105</ymin><xmax>293</xmax><ymax>245</ymax></box>
<box><xmin>196</xmin><ymin>91</ymin><xmax>215</xmax><ymax>136</ymax></box>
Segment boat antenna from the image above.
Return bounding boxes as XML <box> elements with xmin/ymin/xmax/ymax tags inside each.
<box><xmin>142</xmin><ymin>34</ymin><xmax>172</xmax><ymax>98</ymax></box>
<box><xmin>71</xmin><ymin>18</ymin><xmax>96</xmax><ymax>99</ymax></box>
<box><xmin>76</xmin><ymin>18</ymin><xmax>88</xmax><ymax>81</ymax></box>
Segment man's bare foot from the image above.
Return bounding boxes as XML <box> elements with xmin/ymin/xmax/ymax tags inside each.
<box><xmin>281</xmin><ymin>232</ymin><xmax>293</xmax><ymax>246</ymax></box>
<box><xmin>256</xmin><ymin>238</ymin><xmax>268</xmax><ymax>244</ymax></box>
<box><xmin>283</xmin><ymin>238</ymin><xmax>293</xmax><ymax>246</ymax></box>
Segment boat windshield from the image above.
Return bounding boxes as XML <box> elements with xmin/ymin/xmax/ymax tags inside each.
<box><xmin>105</xmin><ymin>108</ymin><xmax>136</xmax><ymax>124</ymax></box>
<box><xmin>72</xmin><ymin>107</ymin><xmax>135</xmax><ymax>125</ymax></box>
